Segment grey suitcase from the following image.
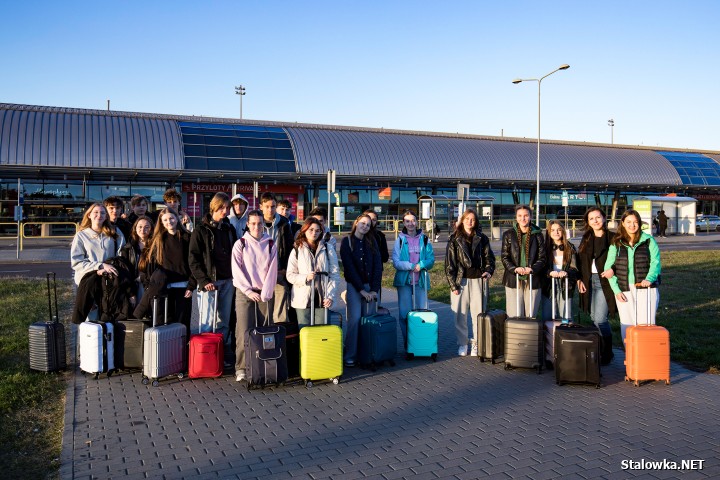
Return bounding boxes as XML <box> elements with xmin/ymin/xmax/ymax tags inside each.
<box><xmin>29</xmin><ymin>272</ymin><xmax>67</xmax><ymax>372</ymax></box>
<box><xmin>142</xmin><ymin>296</ymin><xmax>186</xmax><ymax>387</ymax></box>
<box><xmin>474</xmin><ymin>277</ymin><xmax>506</xmax><ymax>364</ymax></box>
<box><xmin>504</xmin><ymin>273</ymin><xmax>543</xmax><ymax>374</ymax></box>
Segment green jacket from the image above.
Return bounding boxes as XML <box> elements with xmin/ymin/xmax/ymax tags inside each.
<box><xmin>604</xmin><ymin>232</ymin><xmax>661</xmax><ymax>295</ymax></box>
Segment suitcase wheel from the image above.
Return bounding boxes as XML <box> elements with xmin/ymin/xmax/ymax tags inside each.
<box><xmin>152</xmin><ymin>380</ymin><xmax>160</xmax><ymax>387</ymax></box>
<box><xmin>177</xmin><ymin>372</ymin><xmax>185</xmax><ymax>380</ymax></box>
<box><xmin>142</xmin><ymin>377</ymin><xmax>149</xmax><ymax>385</ymax></box>
<box><xmin>305</xmin><ymin>381</ymin><xmax>313</xmax><ymax>389</ymax></box>
<box><xmin>106</xmin><ymin>370</ymin><xmax>113</xmax><ymax>378</ymax></box>
<box><xmin>93</xmin><ymin>373</ymin><xmax>99</xmax><ymax>380</ymax></box>
<box><xmin>596</xmin><ymin>384</ymin><xmax>601</xmax><ymax>389</ymax></box>
<box><xmin>480</xmin><ymin>357</ymin><xmax>485</xmax><ymax>363</ymax></box>
<box><xmin>431</xmin><ymin>353</ymin><xmax>437</xmax><ymax>362</ymax></box>
<box><xmin>665</xmin><ymin>380</ymin><xmax>671</xmax><ymax>386</ymax></box>
<box><xmin>536</xmin><ymin>365</ymin><xmax>542</xmax><ymax>375</ymax></box>
<box><xmin>332</xmin><ymin>377</ymin><xmax>339</xmax><ymax>385</ymax></box>
<box><xmin>370</xmin><ymin>363</ymin><xmax>377</xmax><ymax>372</ymax></box>
<box><xmin>406</xmin><ymin>353</ymin><xmax>414</xmax><ymax>361</ymax></box>
<box><xmin>504</xmin><ymin>364</ymin><xmax>511</xmax><ymax>370</ymax></box>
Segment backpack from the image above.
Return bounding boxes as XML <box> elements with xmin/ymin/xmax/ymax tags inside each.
<box><xmin>99</xmin><ymin>256</ymin><xmax>135</xmax><ymax>323</ymax></box>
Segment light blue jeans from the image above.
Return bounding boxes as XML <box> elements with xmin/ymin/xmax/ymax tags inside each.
<box><xmin>196</xmin><ymin>278</ymin><xmax>234</xmax><ymax>342</ymax></box>
<box><xmin>590</xmin><ymin>274</ymin><xmax>611</xmax><ymax>337</ymax></box>
<box><xmin>396</xmin><ymin>284</ymin><xmax>428</xmax><ymax>343</ymax></box>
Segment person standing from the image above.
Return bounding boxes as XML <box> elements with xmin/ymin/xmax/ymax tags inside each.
<box><xmin>132</xmin><ymin>207</ymin><xmax>196</xmax><ymax>335</ymax></box>
<box><xmin>340</xmin><ymin>214</ymin><xmax>382</xmax><ymax>367</ymax></box>
<box><xmin>309</xmin><ymin>206</ymin><xmax>336</xmax><ymax>248</ymax></box>
<box><xmin>364</xmin><ymin>210</ymin><xmax>389</xmax><ymax>264</ymax></box>
<box><xmin>103</xmin><ymin>196</ymin><xmax>132</xmax><ymax>242</ymax></box>
<box><xmin>286</xmin><ymin>218</ymin><xmax>340</xmax><ymax>328</ymax></box>
<box><xmin>657</xmin><ymin>209</ymin><xmax>669</xmax><ymax>237</ymax></box>
<box><xmin>70</xmin><ymin>203</ymin><xmax>125</xmax><ymax>324</ymax></box>
<box><xmin>277</xmin><ymin>199</ymin><xmax>301</xmax><ymax>237</ymax></box>
<box><xmin>259</xmin><ymin>192</ymin><xmax>294</xmax><ymax>323</ymax></box>
<box><xmin>188</xmin><ymin>192</ymin><xmax>237</xmax><ymax>342</ymax></box>
<box><xmin>228</xmin><ymin>193</ymin><xmax>249</xmax><ymax>238</ymax></box>
<box><xmin>576</xmin><ymin>207</ymin><xmax>617</xmax><ymax>365</ymax></box>
<box><xmin>120</xmin><ymin>216</ymin><xmax>154</xmax><ymax>310</ymax></box>
<box><xmin>604</xmin><ymin>209</ymin><xmax>661</xmax><ymax>342</ymax></box>
<box><xmin>540</xmin><ymin>220</ymin><xmax>578</xmax><ymax>321</ymax></box>
<box><xmin>501</xmin><ymin>205</ymin><xmax>546</xmax><ymax>318</ymax></box>
<box><xmin>231</xmin><ymin>209</ymin><xmax>278</xmax><ymax>382</ymax></box>
<box><xmin>393</xmin><ymin>210</ymin><xmax>435</xmax><ymax>346</ymax></box>
<box><xmin>126</xmin><ymin>195</ymin><xmax>150</xmax><ymax>226</ymax></box>
<box><xmin>445</xmin><ymin>209</ymin><xmax>495</xmax><ymax>356</ymax></box>
<box><xmin>162</xmin><ymin>188</ymin><xmax>194</xmax><ymax>232</ymax></box>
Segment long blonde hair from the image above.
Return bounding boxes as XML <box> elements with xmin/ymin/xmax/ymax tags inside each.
<box><xmin>78</xmin><ymin>203</ymin><xmax>117</xmax><ymax>238</ymax></box>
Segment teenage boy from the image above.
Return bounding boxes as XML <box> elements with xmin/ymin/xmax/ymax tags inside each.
<box><xmin>259</xmin><ymin>192</ymin><xmax>294</xmax><ymax>323</ymax></box>
<box><xmin>163</xmin><ymin>188</ymin><xmax>194</xmax><ymax>232</ymax></box>
<box><xmin>103</xmin><ymin>196</ymin><xmax>132</xmax><ymax>241</ymax></box>
<box><xmin>277</xmin><ymin>199</ymin><xmax>301</xmax><ymax>237</ymax></box>
<box><xmin>126</xmin><ymin>195</ymin><xmax>150</xmax><ymax>225</ymax></box>
<box><xmin>229</xmin><ymin>193</ymin><xmax>250</xmax><ymax>238</ymax></box>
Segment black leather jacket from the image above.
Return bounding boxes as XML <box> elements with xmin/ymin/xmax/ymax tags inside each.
<box><xmin>444</xmin><ymin>230</ymin><xmax>495</xmax><ymax>292</ymax></box>
<box><xmin>501</xmin><ymin>225</ymin><xmax>546</xmax><ymax>288</ymax></box>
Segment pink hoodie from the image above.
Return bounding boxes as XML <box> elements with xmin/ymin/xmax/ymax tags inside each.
<box><xmin>231</xmin><ymin>232</ymin><xmax>278</xmax><ymax>302</ymax></box>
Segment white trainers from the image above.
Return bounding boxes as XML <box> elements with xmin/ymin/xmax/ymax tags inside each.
<box><xmin>235</xmin><ymin>372</ymin><xmax>246</xmax><ymax>382</ymax></box>
<box><xmin>458</xmin><ymin>345</ymin><xmax>468</xmax><ymax>357</ymax></box>
<box><xmin>470</xmin><ymin>344</ymin><xmax>479</xmax><ymax>357</ymax></box>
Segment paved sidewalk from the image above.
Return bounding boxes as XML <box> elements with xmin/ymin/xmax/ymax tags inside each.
<box><xmin>59</xmin><ymin>287</ymin><xmax>720</xmax><ymax>479</ymax></box>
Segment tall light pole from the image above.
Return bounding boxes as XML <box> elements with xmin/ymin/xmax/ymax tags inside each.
<box><xmin>512</xmin><ymin>64</ymin><xmax>570</xmax><ymax>226</ymax></box>
<box><xmin>608</xmin><ymin>119</ymin><xmax>615</xmax><ymax>144</ymax></box>
<box><xmin>234</xmin><ymin>85</ymin><xmax>246</xmax><ymax>119</ymax></box>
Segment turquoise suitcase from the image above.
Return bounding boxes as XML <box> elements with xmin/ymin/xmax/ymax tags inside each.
<box><xmin>406</xmin><ymin>273</ymin><xmax>438</xmax><ymax>361</ymax></box>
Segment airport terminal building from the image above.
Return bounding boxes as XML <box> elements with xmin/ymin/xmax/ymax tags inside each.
<box><xmin>1</xmin><ymin>102</ymin><xmax>719</xmax><ymax>234</ymax></box>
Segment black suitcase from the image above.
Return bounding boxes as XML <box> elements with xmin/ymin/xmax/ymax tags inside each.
<box><xmin>504</xmin><ymin>273</ymin><xmax>543</xmax><ymax>373</ymax></box>
<box><xmin>115</xmin><ymin>320</ymin><xmax>147</xmax><ymax>370</ymax></box>
<box><xmin>554</xmin><ymin>324</ymin><xmax>602</xmax><ymax>388</ymax></box>
<box><xmin>475</xmin><ymin>278</ymin><xmax>506</xmax><ymax>364</ymax></box>
<box><xmin>245</xmin><ymin>302</ymin><xmax>288</xmax><ymax>389</ymax></box>
<box><xmin>274</xmin><ymin>320</ymin><xmax>299</xmax><ymax>379</ymax></box>
<box><xmin>29</xmin><ymin>272</ymin><xmax>67</xmax><ymax>372</ymax></box>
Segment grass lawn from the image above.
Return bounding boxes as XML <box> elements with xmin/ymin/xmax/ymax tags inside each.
<box><xmin>0</xmin><ymin>277</ymin><xmax>74</xmax><ymax>479</ymax></box>
<box><xmin>382</xmin><ymin>249</ymin><xmax>720</xmax><ymax>373</ymax></box>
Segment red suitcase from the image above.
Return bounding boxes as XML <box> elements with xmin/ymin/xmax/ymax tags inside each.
<box><xmin>624</xmin><ymin>284</ymin><xmax>670</xmax><ymax>387</ymax></box>
<box><xmin>188</xmin><ymin>291</ymin><xmax>224</xmax><ymax>379</ymax></box>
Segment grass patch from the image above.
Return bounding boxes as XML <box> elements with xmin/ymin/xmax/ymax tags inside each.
<box><xmin>0</xmin><ymin>277</ymin><xmax>74</xmax><ymax>479</ymax></box>
<box><xmin>381</xmin><ymin>250</ymin><xmax>720</xmax><ymax>372</ymax></box>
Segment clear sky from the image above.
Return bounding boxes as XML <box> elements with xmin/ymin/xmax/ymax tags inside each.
<box><xmin>2</xmin><ymin>1</ymin><xmax>719</xmax><ymax>151</ymax></box>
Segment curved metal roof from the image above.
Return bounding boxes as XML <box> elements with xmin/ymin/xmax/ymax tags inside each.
<box><xmin>286</xmin><ymin>127</ymin><xmax>682</xmax><ymax>186</ymax></box>
<box><xmin>0</xmin><ymin>105</ymin><xmax>183</xmax><ymax>170</ymax></box>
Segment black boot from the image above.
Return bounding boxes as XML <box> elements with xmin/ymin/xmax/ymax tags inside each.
<box><xmin>601</xmin><ymin>334</ymin><xmax>614</xmax><ymax>366</ymax></box>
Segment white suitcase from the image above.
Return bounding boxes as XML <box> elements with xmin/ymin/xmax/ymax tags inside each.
<box><xmin>142</xmin><ymin>296</ymin><xmax>186</xmax><ymax>387</ymax></box>
<box><xmin>79</xmin><ymin>320</ymin><xmax>115</xmax><ymax>379</ymax></box>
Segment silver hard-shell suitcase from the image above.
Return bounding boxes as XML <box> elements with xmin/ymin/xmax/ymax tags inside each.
<box><xmin>142</xmin><ymin>296</ymin><xmax>186</xmax><ymax>386</ymax></box>
<box><xmin>504</xmin><ymin>273</ymin><xmax>543</xmax><ymax>374</ymax></box>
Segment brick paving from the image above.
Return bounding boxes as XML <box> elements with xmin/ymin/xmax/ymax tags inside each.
<box><xmin>59</xmin><ymin>285</ymin><xmax>720</xmax><ymax>479</ymax></box>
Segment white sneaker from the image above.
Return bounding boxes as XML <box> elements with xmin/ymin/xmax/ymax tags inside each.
<box><xmin>458</xmin><ymin>345</ymin><xmax>468</xmax><ymax>357</ymax></box>
<box><xmin>235</xmin><ymin>372</ymin><xmax>246</xmax><ymax>382</ymax></box>
<box><xmin>470</xmin><ymin>344</ymin><xmax>479</xmax><ymax>357</ymax></box>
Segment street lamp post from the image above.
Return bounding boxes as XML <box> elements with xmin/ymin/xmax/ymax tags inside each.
<box><xmin>512</xmin><ymin>64</ymin><xmax>570</xmax><ymax>226</ymax></box>
<box><xmin>234</xmin><ymin>85</ymin><xmax>246</xmax><ymax>119</ymax></box>
<box><xmin>608</xmin><ymin>119</ymin><xmax>615</xmax><ymax>144</ymax></box>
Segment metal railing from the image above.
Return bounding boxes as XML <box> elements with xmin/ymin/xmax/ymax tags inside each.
<box><xmin>0</xmin><ymin>221</ymin><xmax>79</xmax><ymax>252</ymax></box>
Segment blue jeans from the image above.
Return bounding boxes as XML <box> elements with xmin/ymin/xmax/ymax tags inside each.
<box><xmin>396</xmin><ymin>284</ymin><xmax>428</xmax><ymax>343</ymax></box>
<box><xmin>590</xmin><ymin>274</ymin><xmax>611</xmax><ymax>337</ymax></box>
<box><xmin>196</xmin><ymin>279</ymin><xmax>234</xmax><ymax>342</ymax></box>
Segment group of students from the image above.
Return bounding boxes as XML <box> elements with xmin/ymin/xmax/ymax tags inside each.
<box><xmin>442</xmin><ymin>205</ymin><xmax>661</xmax><ymax>364</ymax></box>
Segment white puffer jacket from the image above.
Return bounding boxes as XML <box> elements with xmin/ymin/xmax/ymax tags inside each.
<box><xmin>286</xmin><ymin>240</ymin><xmax>340</xmax><ymax>309</ymax></box>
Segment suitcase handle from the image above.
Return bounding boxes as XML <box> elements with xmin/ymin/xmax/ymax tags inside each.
<box><xmin>46</xmin><ymin>272</ymin><xmax>59</xmax><ymax>324</ymax></box>
<box><xmin>411</xmin><ymin>269</ymin><xmax>430</xmax><ymax>311</ymax></box>
<box><xmin>551</xmin><ymin>277</ymin><xmax>570</xmax><ymax>322</ymax></box>
<box><xmin>515</xmin><ymin>272</ymin><xmax>534</xmax><ymax>317</ymax></box>
<box><xmin>253</xmin><ymin>294</ymin><xmax>271</xmax><ymax>328</ymax></box>
<box><xmin>633</xmin><ymin>283</ymin><xmax>656</xmax><ymax>326</ymax></box>
<box><xmin>151</xmin><ymin>296</ymin><xmax>169</xmax><ymax>328</ymax></box>
<box><xmin>211</xmin><ymin>290</ymin><xmax>218</xmax><ymax>333</ymax></box>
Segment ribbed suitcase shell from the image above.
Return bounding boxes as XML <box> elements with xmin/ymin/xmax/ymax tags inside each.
<box><xmin>554</xmin><ymin>325</ymin><xmax>601</xmax><ymax>387</ymax></box>
<box><xmin>188</xmin><ymin>332</ymin><xmax>224</xmax><ymax>379</ymax></box>
<box><xmin>115</xmin><ymin>320</ymin><xmax>146</xmax><ymax>370</ymax></box>
<box><xmin>358</xmin><ymin>312</ymin><xmax>397</xmax><ymax>369</ymax></box>
<box><xmin>29</xmin><ymin>322</ymin><xmax>67</xmax><ymax>372</ymax></box>
<box><xmin>624</xmin><ymin>325</ymin><xmax>670</xmax><ymax>386</ymax></box>
<box><xmin>504</xmin><ymin>318</ymin><xmax>543</xmax><ymax>373</ymax></box>
<box><xmin>79</xmin><ymin>321</ymin><xmax>115</xmax><ymax>375</ymax></box>
<box><xmin>300</xmin><ymin>324</ymin><xmax>343</xmax><ymax>382</ymax></box>
<box><xmin>143</xmin><ymin>323</ymin><xmax>186</xmax><ymax>383</ymax></box>
<box><xmin>476</xmin><ymin>310</ymin><xmax>506</xmax><ymax>363</ymax></box>
<box><xmin>406</xmin><ymin>310</ymin><xmax>438</xmax><ymax>358</ymax></box>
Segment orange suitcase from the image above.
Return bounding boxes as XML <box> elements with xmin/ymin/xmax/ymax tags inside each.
<box><xmin>624</xmin><ymin>285</ymin><xmax>670</xmax><ymax>387</ymax></box>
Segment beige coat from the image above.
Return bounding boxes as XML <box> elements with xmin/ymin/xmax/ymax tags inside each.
<box><xmin>286</xmin><ymin>240</ymin><xmax>340</xmax><ymax>309</ymax></box>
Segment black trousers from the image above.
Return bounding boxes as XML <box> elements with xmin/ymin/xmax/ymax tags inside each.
<box><xmin>133</xmin><ymin>269</ymin><xmax>191</xmax><ymax>334</ymax></box>
<box><xmin>73</xmin><ymin>271</ymin><xmax>103</xmax><ymax>324</ymax></box>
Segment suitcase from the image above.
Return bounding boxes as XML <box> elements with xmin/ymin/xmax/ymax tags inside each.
<box><xmin>245</xmin><ymin>301</ymin><xmax>288</xmax><ymax>389</ymax></box>
<box><xmin>115</xmin><ymin>320</ymin><xmax>147</xmax><ymax>370</ymax></box>
<box><xmin>188</xmin><ymin>290</ymin><xmax>224</xmax><ymax>379</ymax></box>
<box><xmin>624</xmin><ymin>285</ymin><xmax>670</xmax><ymax>387</ymax></box>
<box><xmin>544</xmin><ymin>277</ymin><xmax>570</xmax><ymax>369</ymax></box>
<box><xmin>504</xmin><ymin>273</ymin><xmax>543</xmax><ymax>373</ymax></box>
<box><xmin>474</xmin><ymin>277</ymin><xmax>506</xmax><ymax>364</ymax></box>
<box><xmin>406</xmin><ymin>270</ymin><xmax>438</xmax><ymax>361</ymax></box>
<box><xmin>142</xmin><ymin>296</ymin><xmax>186</xmax><ymax>387</ymax></box>
<box><xmin>79</xmin><ymin>320</ymin><xmax>115</xmax><ymax>379</ymax></box>
<box><xmin>29</xmin><ymin>272</ymin><xmax>67</xmax><ymax>372</ymax></box>
<box><xmin>554</xmin><ymin>323</ymin><xmax>602</xmax><ymax>388</ymax></box>
<box><xmin>358</xmin><ymin>299</ymin><xmax>397</xmax><ymax>371</ymax></box>
<box><xmin>299</xmin><ymin>273</ymin><xmax>343</xmax><ymax>387</ymax></box>
<box><xmin>276</xmin><ymin>320</ymin><xmax>300</xmax><ymax>379</ymax></box>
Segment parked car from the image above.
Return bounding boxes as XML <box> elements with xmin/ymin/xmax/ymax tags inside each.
<box><xmin>696</xmin><ymin>215</ymin><xmax>720</xmax><ymax>231</ymax></box>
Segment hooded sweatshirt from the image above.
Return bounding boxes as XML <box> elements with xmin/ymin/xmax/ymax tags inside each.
<box><xmin>228</xmin><ymin>193</ymin><xmax>249</xmax><ymax>238</ymax></box>
<box><xmin>231</xmin><ymin>231</ymin><xmax>278</xmax><ymax>302</ymax></box>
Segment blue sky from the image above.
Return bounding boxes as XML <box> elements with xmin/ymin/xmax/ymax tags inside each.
<box><xmin>2</xmin><ymin>1</ymin><xmax>719</xmax><ymax>151</ymax></box>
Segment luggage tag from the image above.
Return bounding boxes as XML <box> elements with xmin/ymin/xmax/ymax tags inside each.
<box><xmin>262</xmin><ymin>334</ymin><xmax>277</xmax><ymax>350</ymax></box>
